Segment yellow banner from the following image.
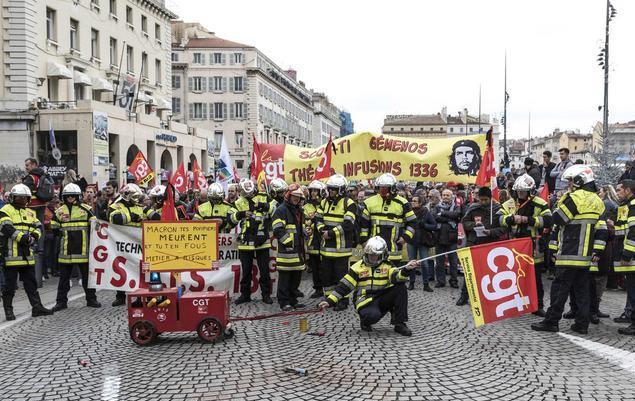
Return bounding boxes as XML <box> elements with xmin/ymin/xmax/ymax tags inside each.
<box><xmin>142</xmin><ymin>221</ymin><xmax>219</xmax><ymax>272</ymax></box>
<box><xmin>281</xmin><ymin>132</ymin><xmax>486</xmax><ymax>184</ymax></box>
<box><xmin>457</xmin><ymin>247</ymin><xmax>485</xmax><ymax>327</ymax></box>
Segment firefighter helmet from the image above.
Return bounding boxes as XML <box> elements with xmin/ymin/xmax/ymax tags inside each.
<box><xmin>363</xmin><ymin>236</ymin><xmax>388</xmax><ymax>268</ymax></box>
<box><xmin>512</xmin><ymin>174</ymin><xmax>536</xmax><ymax>192</ymax></box>
<box><xmin>562</xmin><ymin>164</ymin><xmax>594</xmax><ymax>187</ymax></box>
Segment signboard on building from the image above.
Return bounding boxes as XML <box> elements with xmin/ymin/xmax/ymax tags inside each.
<box><xmin>207</xmin><ymin>138</ymin><xmax>215</xmax><ymax>175</ymax></box>
<box><xmin>115</xmin><ymin>74</ymin><xmax>137</xmax><ymax>112</ymax></box>
<box><xmin>92</xmin><ymin>111</ymin><xmax>109</xmax><ymax>166</ymax></box>
<box><xmin>155</xmin><ymin>132</ymin><xmax>178</xmax><ymax>147</ymax></box>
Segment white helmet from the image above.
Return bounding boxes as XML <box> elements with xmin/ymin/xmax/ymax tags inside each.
<box><xmin>62</xmin><ymin>183</ymin><xmax>82</xmax><ymax>197</ymax></box>
<box><xmin>375</xmin><ymin>173</ymin><xmax>397</xmax><ymax>188</ymax></box>
<box><xmin>269</xmin><ymin>177</ymin><xmax>288</xmax><ymax>198</ymax></box>
<box><xmin>239</xmin><ymin>178</ymin><xmax>257</xmax><ymax>197</ymax></box>
<box><xmin>562</xmin><ymin>164</ymin><xmax>594</xmax><ymax>187</ymax></box>
<box><xmin>363</xmin><ymin>236</ymin><xmax>388</xmax><ymax>267</ymax></box>
<box><xmin>308</xmin><ymin>180</ymin><xmax>327</xmax><ymax>198</ymax></box>
<box><xmin>9</xmin><ymin>183</ymin><xmax>32</xmax><ymax>200</ymax></box>
<box><xmin>120</xmin><ymin>183</ymin><xmax>144</xmax><ymax>204</ymax></box>
<box><xmin>512</xmin><ymin>174</ymin><xmax>536</xmax><ymax>192</ymax></box>
<box><xmin>149</xmin><ymin>185</ymin><xmax>166</xmax><ymax>200</ymax></box>
<box><xmin>326</xmin><ymin>174</ymin><xmax>348</xmax><ymax>197</ymax></box>
<box><xmin>207</xmin><ymin>182</ymin><xmax>225</xmax><ymax>201</ymax></box>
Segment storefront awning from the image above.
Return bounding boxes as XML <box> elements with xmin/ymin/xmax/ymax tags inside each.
<box><xmin>73</xmin><ymin>70</ymin><xmax>92</xmax><ymax>86</ymax></box>
<box><xmin>155</xmin><ymin>97</ymin><xmax>171</xmax><ymax>110</ymax></box>
<box><xmin>137</xmin><ymin>92</ymin><xmax>153</xmax><ymax>104</ymax></box>
<box><xmin>91</xmin><ymin>77</ymin><xmax>114</xmax><ymax>92</ymax></box>
<box><xmin>47</xmin><ymin>62</ymin><xmax>73</xmax><ymax>79</ymax></box>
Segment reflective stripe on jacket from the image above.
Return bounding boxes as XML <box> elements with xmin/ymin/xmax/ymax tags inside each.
<box><xmin>500</xmin><ymin>196</ymin><xmax>552</xmax><ymax>264</ymax></box>
<box><xmin>272</xmin><ymin>201</ymin><xmax>306</xmax><ymax>271</ymax></box>
<box><xmin>617</xmin><ymin>197</ymin><xmax>635</xmax><ymax>273</ymax></box>
<box><xmin>51</xmin><ymin>203</ymin><xmax>95</xmax><ymax>264</ymax></box>
<box><xmin>316</xmin><ymin>196</ymin><xmax>356</xmax><ymax>258</ymax></box>
<box><xmin>0</xmin><ymin>204</ymin><xmax>41</xmax><ymax>267</ymax></box>
<box><xmin>193</xmin><ymin>201</ymin><xmax>234</xmax><ymax>232</ymax></box>
<box><xmin>229</xmin><ymin>194</ymin><xmax>273</xmax><ymax>251</ymax></box>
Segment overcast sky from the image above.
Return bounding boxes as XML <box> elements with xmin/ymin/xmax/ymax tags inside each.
<box><xmin>170</xmin><ymin>0</ymin><xmax>634</xmax><ymax>140</ymax></box>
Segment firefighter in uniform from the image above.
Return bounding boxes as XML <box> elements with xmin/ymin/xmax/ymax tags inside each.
<box><xmin>51</xmin><ymin>184</ymin><xmax>101</xmax><ymax>311</ymax></box>
<box><xmin>612</xmin><ymin>182</ymin><xmax>632</xmax><ymax>324</ymax></box>
<box><xmin>316</xmin><ymin>174</ymin><xmax>357</xmax><ymax>311</ymax></box>
<box><xmin>615</xmin><ymin>179</ymin><xmax>635</xmax><ymax>335</ymax></box>
<box><xmin>194</xmin><ymin>183</ymin><xmax>235</xmax><ymax>232</ymax></box>
<box><xmin>306</xmin><ymin>180</ymin><xmax>326</xmax><ymax>298</ymax></box>
<box><xmin>109</xmin><ymin>183</ymin><xmax>146</xmax><ymax>307</ymax></box>
<box><xmin>319</xmin><ymin>236</ymin><xmax>417</xmax><ymax>336</ymax></box>
<box><xmin>500</xmin><ymin>174</ymin><xmax>553</xmax><ymax>316</ymax></box>
<box><xmin>360</xmin><ymin>173</ymin><xmax>416</xmax><ymax>264</ymax></box>
<box><xmin>1</xmin><ymin>184</ymin><xmax>53</xmax><ymax>320</ymax></box>
<box><xmin>145</xmin><ymin>185</ymin><xmax>185</xmax><ymax>221</ymax></box>
<box><xmin>272</xmin><ymin>184</ymin><xmax>309</xmax><ymax>311</ymax></box>
<box><xmin>269</xmin><ymin>178</ymin><xmax>288</xmax><ymax>210</ymax></box>
<box><xmin>531</xmin><ymin>165</ymin><xmax>605</xmax><ymax>334</ymax></box>
<box><xmin>230</xmin><ymin>179</ymin><xmax>274</xmax><ymax>305</ymax></box>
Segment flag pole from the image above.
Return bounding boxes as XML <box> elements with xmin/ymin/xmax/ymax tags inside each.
<box><xmin>112</xmin><ymin>40</ymin><xmax>126</xmax><ymax>106</ymax></box>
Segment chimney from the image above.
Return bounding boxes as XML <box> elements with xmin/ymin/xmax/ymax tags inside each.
<box><xmin>441</xmin><ymin>106</ymin><xmax>447</xmax><ymax>123</ymax></box>
<box><xmin>284</xmin><ymin>69</ymin><xmax>297</xmax><ymax>81</ymax></box>
<box><xmin>463</xmin><ymin>108</ymin><xmax>468</xmax><ymax>124</ymax></box>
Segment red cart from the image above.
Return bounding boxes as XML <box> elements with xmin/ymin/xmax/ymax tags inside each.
<box><xmin>127</xmin><ymin>288</ymin><xmax>234</xmax><ymax>345</ymax></box>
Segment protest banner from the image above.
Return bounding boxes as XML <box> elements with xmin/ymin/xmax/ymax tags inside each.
<box><xmin>256</xmin><ymin>132</ymin><xmax>487</xmax><ymax>184</ymax></box>
<box><xmin>142</xmin><ymin>221</ymin><xmax>219</xmax><ymax>272</ymax></box>
<box><xmin>128</xmin><ymin>150</ymin><xmax>155</xmax><ymax>187</ymax></box>
<box><xmin>89</xmin><ymin>221</ymin><xmax>276</xmax><ymax>296</ymax></box>
<box><xmin>457</xmin><ymin>237</ymin><xmax>538</xmax><ymax>327</ymax></box>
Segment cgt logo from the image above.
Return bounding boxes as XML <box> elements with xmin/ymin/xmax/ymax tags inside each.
<box><xmin>260</xmin><ymin>144</ymin><xmax>286</xmax><ymax>180</ymax></box>
<box><xmin>481</xmin><ymin>247</ymin><xmax>531</xmax><ymax>317</ymax></box>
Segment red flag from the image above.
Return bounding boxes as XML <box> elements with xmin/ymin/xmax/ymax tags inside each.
<box><xmin>128</xmin><ymin>151</ymin><xmax>155</xmax><ymax>187</ymax></box>
<box><xmin>192</xmin><ymin>159</ymin><xmax>208</xmax><ymax>191</ymax></box>
<box><xmin>170</xmin><ymin>162</ymin><xmax>188</xmax><ymax>193</ymax></box>
<box><xmin>539</xmin><ymin>184</ymin><xmax>550</xmax><ymax>206</ymax></box>
<box><xmin>160</xmin><ymin>183</ymin><xmax>178</xmax><ymax>221</ymax></box>
<box><xmin>457</xmin><ymin>237</ymin><xmax>538</xmax><ymax>327</ymax></box>
<box><xmin>250</xmin><ymin>133</ymin><xmax>264</xmax><ymax>181</ymax></box>
<box><xmin>475</xmin><ymin>127</ymin><xmax>499</xmax><ymax>201</ymax></box>
<box><xmin>313</xmin><ymin>133</ymin><xmax>334</xmax><ymax>180</ymax></box>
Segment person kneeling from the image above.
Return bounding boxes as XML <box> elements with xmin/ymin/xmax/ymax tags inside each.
<box><xmin>319</xmin><ymin>236</ymin><xmax>418</xmax><ymax>336</ymax></box>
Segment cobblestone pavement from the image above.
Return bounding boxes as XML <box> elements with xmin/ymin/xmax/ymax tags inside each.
<box><xmin>1</xmin><ymin>274</ymin><xmax>634</xmax><ymax>401</ymax></box>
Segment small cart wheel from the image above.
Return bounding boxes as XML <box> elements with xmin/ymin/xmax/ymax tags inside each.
<box><xmin>130</xmin><ymin>321</ymin><xmax>156</xmax><ymax>346</ymax></box>
<box><xmin>197</xmin><ymin>318</ymin><xmax>223</xmax><ymax>343</ymax></box>
<box><xmin>224</xmin><ymin>327</ymin><xmax>235</xmax><ymax>339</ymax></box>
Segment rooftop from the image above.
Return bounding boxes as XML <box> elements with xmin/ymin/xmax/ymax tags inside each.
<box><xmin>177</xmin><ymin>37</ymin><xmax>254</xmax><ymax>49</ymax></box>
<box><xmin>383</xmin><ymin>114</ymin><xmax>446</xmax><ymax>126</ymax></box>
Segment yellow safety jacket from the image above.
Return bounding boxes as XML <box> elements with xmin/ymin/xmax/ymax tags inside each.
<box><xmin>500</xmin><ymin>196</ymin><xmax>552</xmax><ymax>264</ymax></box>
<box><xmin>229</xmin><ymin>193</ymin><xmax>274</xmax><ymax>251</ymax></box>
<box><xmin>0</xmin><ymin>204</ymin><xmax>41</xmax><ymax>267</ymax></box>
<box><xmin>360</xmin><ymin>194</ymin><xmax>416</xmax><ymax>261</ymax></box>
<box><xmin>304</xmin><ymin>200</ymin><xmax>320</xmax><ymax>255</ymax></box>
<box><xmin>551</xmin><ymin>189</ymin><xmax>605</xmax><ymax>269</ymax></box>
<box><xmin>326</xmin><ymin>260</ymin><xmax>409</xmax><ymax>311</ymax></box>
<box><xmin>616</xmin><ymin>197</ymin><xmax>635</xmax><ymax>273</ymax></box>
<box><xmin>51</xmin><ymin>203</ymin><xmax>95</xmax><ymax>264</ymax></box>
<box><xmin>589</xmin><ymin>218</ymin><xmax>608</xmax><ymax>273</ymax></box>
<box><xmin>193</xmin><ymin>201</ymin><xmax>234</xmax><ymax>232</ymax></box>
<box><xmin>272</xmin><ymin>201</ymin><xmax>306</xmax><ymax>271</ymax></box>
<box><xmin>108</xmin><ymin>201</ymin><xmax>145</xmax><ymax>227</ymax></box>
<box><xmin>316</xmin><ymin>196</ymin><xmax>357</xmax><ymax>258</ymax></box>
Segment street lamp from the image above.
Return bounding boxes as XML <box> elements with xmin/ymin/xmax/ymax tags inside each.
<box><xmin>598</xmin><ymin>0</ymin><xmax>617</xmax><ymax>152</ymax></box>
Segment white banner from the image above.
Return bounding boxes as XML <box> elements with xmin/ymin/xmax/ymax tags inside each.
<box><xmin>88</xmin><ymin>221</ymin><xmax>277</xmax><ymax>296</ymax></box>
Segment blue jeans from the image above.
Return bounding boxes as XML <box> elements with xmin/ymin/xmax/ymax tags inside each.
<box><xmin>407</xmin><ymin>243</ymin><xmax>431</xmax><ymax>285</ymax></box>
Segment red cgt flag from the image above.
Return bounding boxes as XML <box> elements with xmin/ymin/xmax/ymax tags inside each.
<box><xmin>250</xmin><ymin>133</ymin><xmax>264</xmax><ymax>182</ymax></box>
<box><xmin>171</xmin><ymin>162</ymin><xmax>188</xmax><ymax>194</ymax></box>
<box><xmin>128</xmin><ymin>151</ymin><xmax>155</xmax><ymax>187</ymax></box>
<box><xmin>475</xmin><ymin>127</ymin><xmax>499</xmax><ymax>201</ymax></box>
<box><xmin>160</xmin><ymin>183</ymin><xmax>178</xmax><ymax>221</ymax></box>
<box><xmin>192</xmin><ymin>159</ymin><xmax>208</xmax><ymax>191</ymax></box>
<box><xmin>313</xmin><ymin>133</ymin><xmax>335</xmax><ymax>180</ymax></box>
<box><xmin>457</xmin><ymin>237</ymin><xmax>538</xmax><ymax>327</ymax></box>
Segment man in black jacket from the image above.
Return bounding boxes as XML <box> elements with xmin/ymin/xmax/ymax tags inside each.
<box><xmin>539</xmin><ymin>151</ymin><xmax>556</xmax><ymax>194</ymax></box>
<box><xmin>431</xmin><ymin>189</ymin><xmax>463</xmax><ymax>288</ymax></box>
<box><xmin>524</xmin><ymin>158</ymin><xmax>542</xmax><ymax>188</ymax></box>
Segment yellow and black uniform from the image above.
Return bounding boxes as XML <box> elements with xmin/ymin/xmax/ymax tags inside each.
<box><xmin>51</xmin><ymin>202</ymin><xmax>99</xmax><ymax>308</ymax></box>
<box><xmin>272</xmin><ymin>199</ymin><xmax>306</xmax><ymax>308</ymax></box>
<box><xmin>618</xmin><ymin>196</ymin><xmax>635</xmax><ymax>332</ymax></box>
<box><xmin>193</xmin><ymin>200</ymin><xmax>234</xmax><ymax>232</ymax></box>
<box><xmin>325</xmin><ymin>259</ymin><xmax>410</xmax><ymax>326</ymax></box>
<box><xmin>145</xmin><ymin>205</ymin><xmax>185</xmax><ymax>221</ymax></box>
<box><xmin>360</xmin><ymin>194</ymin><xmax>416</xmax><ymax>262</ymax></box>
<box><xmin>109</xmin><ymin>200</ymin><xmax>145</xmax><ymax>305</ymax></box>
<box><xmin>500</xmin><ymin>195</ymin><xmax>552</xmax><ymax>310</ymax></box>
<box><xmin>229</xmin><ymin>192</ymin><xmax>274</xmax><ymax>302</ymax></box>
<box><xmin>541</xmin><ymin>187</ymin><xmax>605</xmax><ymax>329</ymax></box>
<box><xmin>316</xmin><ymin>195</ymin><xmax>357</xmax><ymax>308</ymax></box>
<box><xmin>0</xmin><ymin>203</ymin><xmax>50</xmax><ymax>318</ymax></box>
<box><xmin>304</xmin><ymin>199</ymin><xmax>322</xmax><ymax>294</ymax></box>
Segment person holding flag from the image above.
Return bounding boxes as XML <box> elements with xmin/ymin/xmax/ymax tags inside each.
<box><xmin>499</xmin><ymin>174</ymin><xmax>552</xmax><ymax>316</ymax></box>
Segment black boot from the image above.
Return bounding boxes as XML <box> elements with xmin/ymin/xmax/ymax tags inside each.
<box><xmin>360</xmin><ymin>322</ymin><xmax>373</xmax><ymax>332</ymax></box>
<box><xmin>52</xmin><ymin>303</ymin><xmax>67</xmax><ymax>312</ymax></box>
<box><xmin>570</xmin><ymin>323</ymin><xmax>588</xmax><ymax>335</ymax></box>
<box><xmin>2</xmin><ymin>294</ymin><xmax>15</xmax><ymax>321</ymax></box>
<box><xmin>111</xmin><ymin>298</ymin><xmax>126</xmax><ymax>307</ymax></box>
<box><xmin>32</xmin><ymin>304</ymin><xmax>54</xmax><ymax>317</ymax></box>
<box><xmin>562</xmin><ymin>310</ymin><xmax>576</xmax><ymax>319</ymax></box>
<box><xmin>309</xmin><ymin>290</ymin><xmax>323</xmax><ymax>299</ymax></box>
<box><xmin>87</xmin><ymin>300</ymin><xmax>102</xmax><ymax>308</ymax></box>
<box><xmin>456</xmin><ymin>294</ymin><xmax>469</xmax><ymax>306</ymax></box>
<box><xmin>590</xmin><ymin>314</ymin><xmax>600</xmax><ymax>325</ymax></box>
<box><xmin>532</xmin><ymin>308</ymin><xmax>546</xmax><ymax>317</ymax></box>
<box><xmin>618</xmin><ymin>324</ymin><xmax>635</xmax><ymax>335</ymax></box>
<box><xmin>531</xmin><ymin>320</ymin><xmax>559</xmax><ymax>333</ymax></box>
<box><xmin>408</xmin><ymin>282</ymin><xmax>415</xmax><ymax>291</ymax></box>
<box><xmin>234</xmin><ymin>295</ymin><xmax>251</xmax><ymax>305</ymax></box>
<box><xmin>423</xmin><ymin>284</ymin><xmax>433</xmax><ymax>292</ymax></box>
<box><xmin>262</xmin><ymin>295</ymin><xmax>273</xmax><ymax>305</ymax></box>
<box><xmin>394</xmin><ymin>323</ymin><xmax>412</xmax><ymax>336</ymax></box>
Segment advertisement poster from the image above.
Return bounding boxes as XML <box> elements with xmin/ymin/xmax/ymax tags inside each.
<box><xmin>92</xmin><ymin>111</ymin><xmax>109</xmax><ymax>166</ymax></box>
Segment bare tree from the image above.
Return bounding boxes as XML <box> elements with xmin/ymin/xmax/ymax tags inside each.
<box><xmin>593</xmin><ymin>123</ymin><xmax>623</xmax><ymax>187</ymax></box>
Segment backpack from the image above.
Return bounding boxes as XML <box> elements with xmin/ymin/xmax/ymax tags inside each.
<box><xmin>33</xmin><ymin>173</ymin><xmax>55</xmax><ymax>201</ymax></box>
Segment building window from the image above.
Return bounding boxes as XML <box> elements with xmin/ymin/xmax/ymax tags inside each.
<box><xmin>172</xmin><ymin>97</ymin><xmax>181</xmax><ymax>113</ymax></box>
<box><xmin>233</xmin><ymin>76</ymin><xmax>243</xmax><ymax>92</ymax></box>
<box><xmin>235</xmin><ymin>131</ymin><xmax>244</xmax><ymax>148</ymax></box>
<box><xmin>234</xmin><ymin>103</ymin><xmax>244</xmax><ymax>119</ymax></box>
<box><xmin>450</xmin><ymin>127</ymin><xmax>454</xmax><ymax>132</ymax></box>
<box><xmin>236</xmin><ymin>160</ymin><xmax>244</xmax><ymax>169</ymax></box>
<box><xmin>390</xmin><ymin>127</ymin><xmax>394</xmax><ymax>131</ymax></box>
<box><xmin>126</xmin><ymin>6</ymin><xmax>132</xmax><ymax>25</ymax></box>
<box><xmin>193</xmin><ymin>77</ymin><xmax>202</xmax><ymax>91</ymax></box>
<box><xmin>70</xmin><ymin>19</ymin><xmax>79</xmax><ymax>50</ymax></box>
<box><xmin>91</xmin><ymin>0</ymin><xmax>100</xmax><ymax>12</ymax></box>
<box><xmin>171</xmin><ymin>52</ymin><xmax>178</xmax><ymax>62</ymax></box>
<box><xmin>213</xmin><ymin>76</ymin><xmax>223</xmax><ymax>91</ymax></box>
<box><xmin>234</xmin><ymin>53</ymin><xmax>243</xmax><ymax>64</ymax></box>
<box><xmin>214</xmin><ymin>102</ymin><xmax>224</xmax><ymax>119</ymax></box>
<box><xmin>172</xmin><ymin>75</ymin><xmax>180</xmax><ymax>89</ymax></box>
<box><xmin>469</xmin><ymin>127</ymin><xmax>473</xmax><ymax>132</ymax></box>
<box><xmin>126</xmin><ymin>45</ymin><xmax>133</xmax><ymax>73</ymax></box>
<box><xmin>141</xmin><ymin>52</ymin><xmax>148</xmax><ymax>78</ymax></box>
<box><xmin>109</xmin><ymin>0</ymin><xmax>116</xmax><ymax>16</ymax></box>
<box><xmin>193</xmin><ymin>103</ymin><xmax>204</xmax><ymax>119</ymax></box>
<box><xmin>155</xmin><ymin>23</ymin><xmax>161</xmax><ymax>43</ymax></box>
<box><xmin>46</xmin><ymin>8</ymin><xmax>56</xmax><ymax>41</ymax></box>
<box><xmin>155</xmin><ymin>59</ymin><xmax>161</xmax><ymax>84</ymax></box>
<box><xmin>141</xmin><ymin>15</ymin><xmax>147</xmax><ymax>35</ymax></box>
<box><xmin>410</xmin><ymin>127</ymin><xmax>414</xmax><ymax>131</ymax></box>
<box><xmin>193</xmin><ymin>53</ymin><xmax>202</xmax><ymax>64</ymax></box>
<box><xmin>90</xmin><ymin>29</ymin><xmax>99</xmax><ymax>59</ymax></box>
<box><xmin>213</xmin><ymin>52</ymin><xmax>222</xmax><ymax>64</ymax></box>
<box><xmin>109</xmin><ymin>37</ymin><xmax>117</xmax><ymax>66</ymax></box>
